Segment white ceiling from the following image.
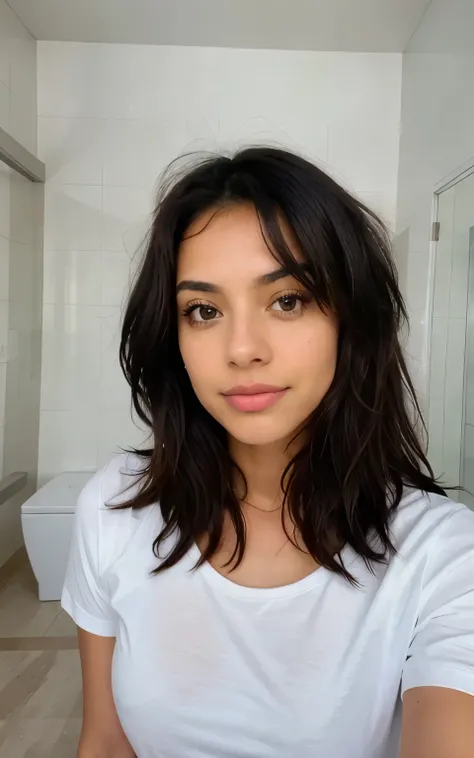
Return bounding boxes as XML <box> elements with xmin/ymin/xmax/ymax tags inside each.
<box><xmin>8</xmin><ymin>0</ymin><xmax>432</xmax><ymax>52</ymax></box>
<box><xmin>407</xmin><ymin>0</ymin><xmax>474</xmax><ymax>53</ymax></box>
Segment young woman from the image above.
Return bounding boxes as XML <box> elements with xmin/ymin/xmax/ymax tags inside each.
<box><xmin>62</xmin><ymin>147</ymin><xmax>474</xmax><ymax>758</ymax></box>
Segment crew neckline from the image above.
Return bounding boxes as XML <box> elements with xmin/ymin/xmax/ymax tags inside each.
<box><xmin>186</xmin><ymin>542</ymin><xmax>358</xmax><ymax>600</ymax></box>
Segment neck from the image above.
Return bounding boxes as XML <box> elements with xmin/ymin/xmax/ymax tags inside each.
<box><xmin>229</xmin><ymin>435</ymin><xmax>300</xmax><ymax>512</ymax></box>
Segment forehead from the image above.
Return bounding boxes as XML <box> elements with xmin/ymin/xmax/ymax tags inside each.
<box><xmin>177</xmin><ymin>204</ymin><xmax>301</xmax><ymax>280</ymax></box>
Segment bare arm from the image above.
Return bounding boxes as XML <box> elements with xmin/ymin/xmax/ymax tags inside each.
<box><xmin>400</xmin><ymin>687</ymin><xmax>474</xmax><ymax>758</ymax></box>
<box><xmin>77</xmin><ymin>627</ymin><xmax>136</xmax><ymax>758</ymax></box>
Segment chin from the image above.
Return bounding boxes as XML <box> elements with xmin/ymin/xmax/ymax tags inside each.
<box><xmin>221</xmin><ymin>416</ymin><xmax>299</xmax><ymax>448</ymax></box>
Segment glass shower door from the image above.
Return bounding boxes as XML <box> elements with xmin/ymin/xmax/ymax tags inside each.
<box><xmin>0</xmin><ymin>158</ymin><xmax>44</xmax><ymax>563</ymax></box>
<box><xmin>462</xmin><ymin>227</ymin><xmax>474</xmax><ymax>507</ymax></box>
<box><xmin>428</xmin><ymin>170</ymin><xmax>474</xmax><ymax>509</ymax></box>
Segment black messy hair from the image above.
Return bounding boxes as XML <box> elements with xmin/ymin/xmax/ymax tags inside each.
<box><xmin>118</xmin><ymin>146</ymin><xmax>445</xmax><ymax>583</ymax></box>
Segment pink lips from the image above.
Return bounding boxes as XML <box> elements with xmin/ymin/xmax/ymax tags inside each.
<box><xmin>222</xmin><ymin>384</ymin><xmax>289</xmax><ymax>413</ymax></box>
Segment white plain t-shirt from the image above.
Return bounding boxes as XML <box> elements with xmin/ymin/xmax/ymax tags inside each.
<box><xmin>62</xmin><ymin>453</ymin><xmax>474</xmax><ymax>758</ymax></box>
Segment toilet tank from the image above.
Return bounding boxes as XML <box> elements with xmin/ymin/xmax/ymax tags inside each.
<box><xmin>22</xmin><ymin>472</ymin><xmax>94</xmax><ymax>516</ymax></box>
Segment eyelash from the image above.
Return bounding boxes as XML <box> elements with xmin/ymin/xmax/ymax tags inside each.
<box><xmin>181</xmin><ymin>290</ymin><xmax>312</xmax><ymax>327</ymax></box>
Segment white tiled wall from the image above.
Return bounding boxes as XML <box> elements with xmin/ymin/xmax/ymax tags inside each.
<box><xmin>0</xmin><ymin>0</ymin><xmax>37</xmax><ymax>154</ymax></box>
<box><xmin>0</xmin><ymin>0</ymin><xmax>41</xmax><ymax>565</ymax></box>
<box><xmin>37</xmin><ymin>42</ymin><xmax>402</xmax><ymax>483</ymax></box>
<box><xmin>396</xmin><ymin>1</ymin><xmax>474</xmax><ymax>490</ymax></box>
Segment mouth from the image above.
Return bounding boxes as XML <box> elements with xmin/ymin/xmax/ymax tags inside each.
<box><xmin>221</xmin><ymin>384</ymin><xmax>289</xmax><ymax>413</ymax></box>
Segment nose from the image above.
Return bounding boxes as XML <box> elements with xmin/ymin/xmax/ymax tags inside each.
<box><xmin>225</xmin><ymin>312</ymin><xmax>272</xmax><ymax>368</ymax></box>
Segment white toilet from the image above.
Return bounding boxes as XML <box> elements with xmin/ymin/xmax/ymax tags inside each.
<box><xmin>21</xmin><ymin>471</ymin><xmax>94</xmax><ymax>601</ymax></box>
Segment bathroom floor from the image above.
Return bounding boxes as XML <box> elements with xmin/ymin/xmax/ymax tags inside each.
<box><xmin>0</xmin><ymin>549</ymin><xmax>81</xmax><ymax>757</ymax></box>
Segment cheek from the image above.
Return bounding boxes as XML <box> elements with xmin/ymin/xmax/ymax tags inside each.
<box><xmin>178</xmin><ymin>324</ymin><xmax>204</xmax><ymax>363</ymax></box>
<box><xmin>178</xmin><ymin>328</ymin><xmax>220</xmax><ymax>390</ymax></box>
<box><xmin>281</xmin><ymin>320</ymin><xmax>338</xmax><ymax>379</ymax></box>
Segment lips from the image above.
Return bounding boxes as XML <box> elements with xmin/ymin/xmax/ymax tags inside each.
<box><xmin>222</xmin><ymin>384</ymin><xmax>289</xmax><ymax>413</ymax></box>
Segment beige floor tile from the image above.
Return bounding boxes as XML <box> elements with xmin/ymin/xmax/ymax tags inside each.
<box><xmin>0</xmin><ymin>648</ymin><xmax>82</xmax><ymax>755</ymax></box>
<box><xmin>0</xmin><ymin>549</ymin><xmax>28</xmax><ymax>591</ymax></box>
<box><xmin>0</xmin><ymin>650</ymin><xmax>37</xmax><ymax>692</ymax></box>
<box><xmin>0</xmin><ymin>565</ymin><xmax>62</xmax><ymax>638</ymax></box>
<box><xmin>0</xmin><ymin>555</ymin><xmax>84</xmax><ymax>756</ymax></box>
<box><xmin>44</xmin><ymin>610</ymin><xmax>77</xmax><ymax>638</ymax></box>
<box><xmin>0</xmin><ymin>717</ymin><xmax>81</xmax><ymax>758</ymax></box>
<box><xmin>0</xmin><ymin>651</ymin><xmax>82</xmax><ymax>722</ymax></box>
<box><xmin>1</xmin><ymin>557</ymin><xmax>37</xmax><ymax>595</ymax></box>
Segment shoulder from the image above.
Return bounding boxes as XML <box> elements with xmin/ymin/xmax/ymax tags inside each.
<box><xmin>389</xmin><ymin>488</ymin><xmax>474</xmax><ymax>576</ymax></box>
<box><xmin>395</xmin><ymin>492</ymin><xmax>474</xmax><ymax>700</ymax></box>
<box><xmin>75</xmin><ymin>452</ymin><xmax>159</xmax><ymax>572</ymax></box>
<box><xmin>76</xmin><ymin>451</ymin><xmax>148</xmax><ymax>516</ymax></box>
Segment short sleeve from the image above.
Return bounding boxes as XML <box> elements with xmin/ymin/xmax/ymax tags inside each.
<box><xmin>61</xmin><ymin>466</ymin><xmax>117</xmax><ymax>637</ymax></box>
<box><xmin>402</xmin><ymin>505</ymin><xmax>474</xmax><ymax>697</ymax></box>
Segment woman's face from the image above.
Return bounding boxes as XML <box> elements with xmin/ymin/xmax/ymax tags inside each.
<box><xmin>176</xmin><ymin>204</ymin><xmax>338</xmax><ymax>448</ymax></box>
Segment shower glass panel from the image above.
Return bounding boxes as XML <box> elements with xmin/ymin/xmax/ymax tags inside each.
<box><xmin>0</xmin><ymin>157</ymin><xmax>44</xmax><ymax>561</ymax></box>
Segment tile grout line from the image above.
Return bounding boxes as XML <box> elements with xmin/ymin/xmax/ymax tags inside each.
<box><xmin>0</xmin><ymin>637</ymin><xmax>78</xmax><ymax>651</ymax></box>
<box><xmin>43</xmin><ymin>604</ymin><xmax>64</xmax><ymax>637</ymax></box>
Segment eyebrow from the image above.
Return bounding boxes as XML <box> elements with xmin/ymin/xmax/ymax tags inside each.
<box><xmin>176</xmin><ymin>267</ymin><xmax>303</xmax><ymax>295</ymax></box>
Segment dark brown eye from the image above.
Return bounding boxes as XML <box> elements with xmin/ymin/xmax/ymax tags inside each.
<box><xmin>269</xmin><ymin>292</ymin><xmax>309</xmax><ymax>316</ymax></box>
<box><xmin>277</xmin><ymin>295</ymin><xmax>300</xmax><ymax>312</ymax></box>
<box><xmin>198</xmin><ymin>306</ymin><xmax>217</xmax><ymax>321</ymax></box>
<box><xmin>186</xmin><ymin>304</ymin><xmax>221</xmax><ymax>324</ymax></box>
